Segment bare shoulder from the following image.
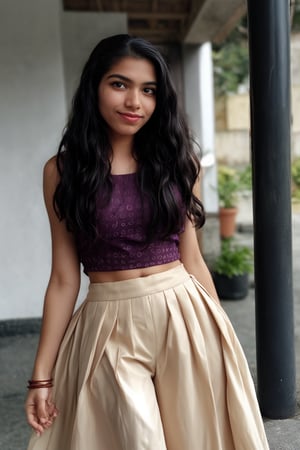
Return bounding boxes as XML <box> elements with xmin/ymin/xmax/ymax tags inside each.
<box><xmin>42</xmin><ymin>156</ymin><xmax>60</xmax><ymax>216</ymax></box>
<box><xmin>43</xmin><ymin>156</ymin><xmax>60</xmax><ymax>198</ymax></box>
<box><xmin>43</xmin><ymin>156</ymin><xmax>59</xmax><ymax>183</ymax></box>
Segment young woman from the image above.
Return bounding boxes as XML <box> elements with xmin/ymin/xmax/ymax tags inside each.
<box><xmin>25</xmin><ymin>34</ymin><xmax>269</xmax><ymax>450</ymax></box>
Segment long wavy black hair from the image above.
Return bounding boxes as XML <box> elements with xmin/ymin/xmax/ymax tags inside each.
<box><xmin>54</xmin><ymin>34</ymin><xmax>205</xmax><ymax>241</ymax></box>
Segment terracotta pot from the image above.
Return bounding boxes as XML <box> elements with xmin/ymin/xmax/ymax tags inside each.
<box><xmin>219</xmin><ymin>207</ymin><xmax>237</xmax><ymax>238</ymax></box>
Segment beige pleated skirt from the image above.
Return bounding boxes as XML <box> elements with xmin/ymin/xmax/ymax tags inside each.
<box><xmin>27</xmin><ymin>264</ymin><xmax>269</xmax><ymax>450</ymax></box>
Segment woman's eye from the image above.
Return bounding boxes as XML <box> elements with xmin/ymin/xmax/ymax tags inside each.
<box><xmin>111</xmin><ymin>81</ymin><xmax>126</xmax><ymax>89</ymax></box>
<box><xmin>144</xmin><ymin>87</ymin><xmax>156</xmax><ymax>95</ymax></box>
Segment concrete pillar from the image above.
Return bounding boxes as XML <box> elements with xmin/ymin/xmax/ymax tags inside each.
<box><xmin>248</xmin><ymin>0</ymin><xmax>296</xmax><ymax>418</ymax></box>
<box><xmin>183</xmin><ymin>43</ymin><xmax>220</xmax><ymax>262</ymax></box>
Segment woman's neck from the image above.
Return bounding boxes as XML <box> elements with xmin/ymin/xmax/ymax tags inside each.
<box><xmin>110</xmin><ymin>136</ymin><xmax>137</xmax><ymax>175</ymax></box>
<box><xmin>110</xmin><ymin>156</ymin><xmax>137</xmax><ymax>175</ymax></box>
<box><xmin>109</xmin><ymin>132</ymin><xmax>134</xmax><ymax>155</ymax></box>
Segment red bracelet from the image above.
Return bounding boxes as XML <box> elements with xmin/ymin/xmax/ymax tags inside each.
<box><xmin>27</xmin><ymin>378</ymin><xmax>53</xmax><ymax>389</ymax></box>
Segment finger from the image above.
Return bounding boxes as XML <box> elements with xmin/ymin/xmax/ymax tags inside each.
<box><xmin>36</xmin><ymin>398</ymin><xmax>52</xmax><ymax>427</ymax></box>
<box><xmin>25</xmin><ymin>389</ymin><xmax>56</xmax><ymax>433</ymax></box>
<box><xmin>26</xmin><ymin>406</ymin><xmax>45</xmax><ymax>435</ymax></box>
<box><xmin>47</xmin><ymin>400</ymin><xmax>59</xmax><ymax>419</ymax></box>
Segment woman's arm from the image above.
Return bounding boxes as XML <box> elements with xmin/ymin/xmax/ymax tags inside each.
<box><xmin>179</xmin><ymin>217</ymin><xmax>220</xmax><ymax>305</ymax></box>
<box><xmin>179</xmin><ymin>177</ymin><xmax>220</xmax><ymax>304</ymax></box>
<box><xmin>25</xmin><ymin>157</ymin><xmax>81</xmax><ymax>435</ymax></box>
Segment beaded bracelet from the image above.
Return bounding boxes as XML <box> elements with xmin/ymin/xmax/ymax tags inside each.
<box><xmin>27</xmin><ymin>378</ymin><xmax>53</xmax><ymax>389</ymax></box>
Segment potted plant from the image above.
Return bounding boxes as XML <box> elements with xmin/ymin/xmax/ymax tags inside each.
<box><xmin>292</xmin><ymin>158</ymin><xmax>300</xmax><ymax>204</ymax></box>
<box><xmin>217</xmin><ymin>165</ymin><xmax>240</xmax><ymax>238</ymax></box>
<box><xmin>211</xmin><ymin>237</ymin><xmax>253</xmax><ymax>300</ymax></box>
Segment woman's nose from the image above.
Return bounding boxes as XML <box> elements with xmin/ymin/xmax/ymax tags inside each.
<box><xmin>124</xmin><ymin>89</ymin><xmax>140</xmax><ymax>109</ymax></box>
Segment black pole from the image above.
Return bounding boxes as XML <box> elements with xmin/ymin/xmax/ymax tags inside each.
<box><xmin>247</xmin><ymin>0</ymin><xmax>296</xmax><ymax>418</ymax></box>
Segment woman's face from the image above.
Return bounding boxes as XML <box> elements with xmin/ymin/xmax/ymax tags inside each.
<box><xmin>98</xmin><ymin>56</ymin><xmax>157</xmax><ymax>140</ymax></box>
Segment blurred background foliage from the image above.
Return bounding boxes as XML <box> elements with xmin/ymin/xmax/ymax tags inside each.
<box><xmin>212</xmin><ymin>16</ymin><xmax>249</xmax><ymax>97</ymax></box>
<box><xmin>213</xmin><ymin>1</ymin><xmax>300</xmax><ymax>97</ymax></box>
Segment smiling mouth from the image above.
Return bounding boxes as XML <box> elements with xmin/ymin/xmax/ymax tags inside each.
<box><xmin>118</xmin><ymin>112</ymin><xmax>144</xmax><ymax>123</ymax></box>
<box><xmin>119</xmin><ymin>112</ymin><xmax>143</xmax><ymax>119</ymax></box>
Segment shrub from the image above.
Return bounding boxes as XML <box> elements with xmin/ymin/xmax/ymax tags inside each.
<box><xmin>212</xmin><ymin>238</ymin><xmax>253</xmax><ymax>278</ymax></box>
<box><xmin>292</xmin><ymin>158</ymin><xmax>300</xmax><ymax>187</ymax></box>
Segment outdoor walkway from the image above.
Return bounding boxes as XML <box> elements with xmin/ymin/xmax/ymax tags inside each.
<box><xmin>0</xmin><ymin>214</ymin><xmax>299</xmax><ymax>450</ymax></box>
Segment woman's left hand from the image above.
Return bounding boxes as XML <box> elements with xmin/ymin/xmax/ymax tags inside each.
<box><xmin>25</xmin><ymin>387</ymin><xmax>59</xmax><ymax>436</ymax></box>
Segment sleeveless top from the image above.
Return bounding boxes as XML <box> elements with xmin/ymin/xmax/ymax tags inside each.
<box><xmin>76</xmin><ymin>173</ymin><xmax>184</xmax><ymax>273</ymax></box>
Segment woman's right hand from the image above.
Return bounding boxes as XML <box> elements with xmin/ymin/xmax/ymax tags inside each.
<box><xmin>25</xmin><ymin>387</ymin><xmax>59</xmax><ymax>436</ymax></box>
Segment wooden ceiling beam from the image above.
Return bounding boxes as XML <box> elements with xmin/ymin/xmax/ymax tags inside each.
<box><xmin>63</xmin><ymin>0</ymin><xmax>244</xmax><ymax>45</ymax></box>
<box><xmin>213</xmin><ymin>3</ymin><xmax>246</xmax><ymax>44</ymax></box>
<box><xmin>128</xmin><ymin>28</ymin><xmax>178</xmax><ymax>36</ymax></box>
<box><xmin>128</xmin><ymin>12</ymin><xmax>186</xmax><ymax>20</ymax></box>
<box><xmin>95</xmin><ymin>0</ymin><xmax>102</xmax><ymax>10</ymax></box>
<box><xmin>184</xmin><ymin>0</ymin><xmax>246</xmax><ymax>44</ymax></box>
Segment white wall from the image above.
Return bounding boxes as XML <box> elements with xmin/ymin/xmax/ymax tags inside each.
<box><xmin>0</xmin><ymin>4</ymin><xmax>127</xmax><ymax>319</ymax></box>
<box><xmin>61</xmin><ymin>12</ymin><xmax>127</xmax><ymax>107</ymax></box>
<box><xmin>0</xmin><ymin>0</ymin><xmax>67</xmax><ymax>320</ymax></box>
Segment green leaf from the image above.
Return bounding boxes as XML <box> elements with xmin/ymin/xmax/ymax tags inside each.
<box><xmin>212</xmin><ymin>238</ymin><xmax>253</xmax><ymax>277</ymax></box>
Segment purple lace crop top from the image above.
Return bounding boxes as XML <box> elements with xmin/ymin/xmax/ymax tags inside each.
<box><xmin>76</xmin><ymin>173</ymin><xmax>184</xmax><ymax>273</ymax></box>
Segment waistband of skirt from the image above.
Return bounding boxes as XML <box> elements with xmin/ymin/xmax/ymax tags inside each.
<box><xmin>86</xmin><ymin>264</ymin><xmax>191</xmax><ymax>302</ymax></box>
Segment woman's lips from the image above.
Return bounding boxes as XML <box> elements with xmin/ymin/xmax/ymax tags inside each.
<box><xmin>118</xmin><ymin>112</ymin><xmax>143</xmax><ymax>123</ymax></box>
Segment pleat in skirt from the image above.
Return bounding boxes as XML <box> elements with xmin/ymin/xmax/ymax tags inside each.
<box><xmin>27</xmin><ymin>264</ymin><xmax>269</xmax><ymax>450</ymax></box>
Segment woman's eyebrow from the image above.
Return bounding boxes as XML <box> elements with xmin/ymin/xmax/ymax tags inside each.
<box><xmin>106</xmin><ymin>74</ymin><xmax>157</xmax><ymax>85</ymax></box>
